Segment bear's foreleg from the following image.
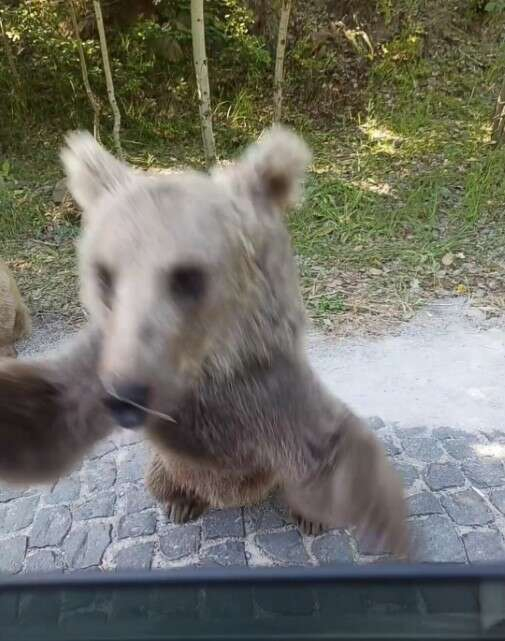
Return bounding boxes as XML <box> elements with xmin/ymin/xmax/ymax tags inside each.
<box><xmin>146</xmin><ymin>452</ymin><xmax>209</xmax><ymax>523</ymax></box>
<box><xmin>280</xmin><ymin>386</ymin><xmax>409</xmax><ymax>558</ymax></box>
<box><xmin>0</xmin><ymin>328</ymin><xmax>115</xmax><ymax>483</ymax></box>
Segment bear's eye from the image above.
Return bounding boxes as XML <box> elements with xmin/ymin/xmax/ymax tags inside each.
<box><xmin>96</xmin><ymin>264</ymin><xmax>114</xmax><ymax>308</ymax></box>
<box><xmin>169</xmin><ymin>265</ymin><xmax>206</xmax><ymax>303</ymax></box>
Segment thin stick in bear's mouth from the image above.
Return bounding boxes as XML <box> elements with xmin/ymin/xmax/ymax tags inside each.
<box><xmin>103</xmin><ymin>383</ymin><xmax>177</xmax><ymax>424</ymax></box>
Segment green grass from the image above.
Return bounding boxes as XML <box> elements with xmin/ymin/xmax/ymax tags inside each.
<box><xmin>286</xmin><ymin>38</ymin><xmax>505</xmax><ymax>330</ymax></box>
<box><xmin>3</xmin><ymin>24</ymin><xmax>505</xmax><ymax>333</ymax></box>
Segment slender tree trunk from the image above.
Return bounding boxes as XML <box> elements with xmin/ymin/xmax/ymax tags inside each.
<box><xmin>190</xmin><ymin>0</ymin><xmax>216</xmax><ymax>168</ymax></box>
<box><xmin>273</xmin><ymin>0</ymin><xmax>292</xmax><ymax>123</ymax></box>
<box><xmin>491</xmin><ymin>76</ymin><xmax>505</xmax><ymax>146</ymax></box>
<box><xmin>0</xmin><ymin>13</ymin><xmax>24</xmax><ymax>107</ymax></box>
<box><xmin>69</xmin><ymin>0</ymin><xmax>101</xmax><ymax>142</ymax></box>
<box><xmin>93</xmin><ymin>0</ymin><xmax>123</xmax><ymax>158</ymax></box>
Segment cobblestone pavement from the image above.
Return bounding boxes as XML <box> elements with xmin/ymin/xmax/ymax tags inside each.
<box><xmin>2</xmin><ymin>418</ymin><xmax>505</xmax><ymax>574</ymax></box>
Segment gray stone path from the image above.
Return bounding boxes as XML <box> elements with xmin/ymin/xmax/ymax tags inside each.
<box><xmin>3</xmin><ymin>302</ymin><xmax>505</xmax><ymax>575</ymax></box>
<box><xmin>2</xmin><ymin>418</ymin><xmax>505</xmax><ymax>574</ymax></box>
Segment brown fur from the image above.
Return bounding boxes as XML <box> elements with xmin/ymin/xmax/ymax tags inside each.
<box><xmin>0</xmin><ymin>328</ymin><xmax>114</xmax><ymax>483</ymax></box>
<box><xmin>0</xmin><ymin>128</ymin><xmax>409</xmax><ymax>558</ymax></box>
<box><xmin>0</xmin><ymin>259</ymin><xmax>31</xmax><ymax>357</ymax></box>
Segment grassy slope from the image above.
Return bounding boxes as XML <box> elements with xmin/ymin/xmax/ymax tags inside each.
<box><xmin>291</xmin><ymin>29</ymin><xmax>505</xmax><ymax>334</ymax></box>
<box><xmin>2</xmin><ymin>16</ymin><xmax>505</xmax><ymax>335</ymax></box>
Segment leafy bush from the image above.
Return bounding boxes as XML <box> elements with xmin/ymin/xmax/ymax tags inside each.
<box><xmin>0</xmin><ymin>0</ymin><xmax>271</xmax><ymax>147</ymax></box>
<box><xmin>485</xmin><ymin>1</ymin><xmax>505</xmax><ymax>13</ymax></box>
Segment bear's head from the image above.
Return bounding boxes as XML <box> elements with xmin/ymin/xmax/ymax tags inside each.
<box><xmin>61</xmin><ymin>128</ymin><xmax>311</xmax><ymax>428</ymax></box>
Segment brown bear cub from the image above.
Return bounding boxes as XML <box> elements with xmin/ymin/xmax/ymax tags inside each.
<box><xmin>0</xmin><ymin>258</ymin><xmax>31</xmax><ymax>357</ymax></box>
<box><xmin>0</xmin><ymin>128</ymin><xmax>408</xmax><ymax>557</ymax></box>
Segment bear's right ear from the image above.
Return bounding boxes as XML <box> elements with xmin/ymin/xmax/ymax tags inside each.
<box><xmin>213</xmin><ymin>126</ymin><xmax>311</xmax><ymax>215</ymax></box>
<box><xmin>60</xmin><ymin>131</ymin><xmax>132</xmax><ymax>212</ymax></box>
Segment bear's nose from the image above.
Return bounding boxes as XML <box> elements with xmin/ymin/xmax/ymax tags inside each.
<box><xmin>103</xmin><ymin>384</ymin><xmax>150</xmax><ymax>429</ymax></box>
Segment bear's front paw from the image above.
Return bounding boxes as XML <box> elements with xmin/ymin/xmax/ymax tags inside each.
<box><xmin>166</xmin><ymin>494</ymin><xmax>208</xmax><ymax>524</ymax></box>
<box><xmin>291</xmin><ymin>511</ymin><xmax>324</xmax><ymax>537</ymax></box>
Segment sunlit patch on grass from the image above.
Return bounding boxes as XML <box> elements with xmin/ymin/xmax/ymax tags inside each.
<box><xmin>360</xmin><ymin>119</ymin><xmax>404</xmax><ymax>145</ymax></box>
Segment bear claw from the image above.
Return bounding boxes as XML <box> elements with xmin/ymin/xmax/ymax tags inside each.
<box><xmin>292</xmin><ymin>512</ymin><xmax>324</xmax><ymax>536</ymax></box>
<box><xmin>167</xmin><ymin>497</ymin><xmax>208</xmax><ymax>524</ymax></box>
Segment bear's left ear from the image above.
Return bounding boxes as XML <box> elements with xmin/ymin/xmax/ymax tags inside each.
<box><xmin>60</xmin><ymin>131</ymin><xmax>133</xmax><ymax>212</ymax></box>
<box><xmin>213</xmin><ymin>126</ymin><xmax>312</xmax><ymax>212</ymax></box>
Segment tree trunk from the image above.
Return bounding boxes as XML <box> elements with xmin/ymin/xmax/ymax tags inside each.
<box><xmin>491</xmin><ymin>77</ymin><xmax>505</xmax><ymax>146</ymax></box>
<box><xmin>93</xmin><ymin>0</ymin><xmax>123</xmax><ymax>158</ymax></box>
<box><xmin>190</xmin><ymin>0</ymin><xmax>216</xmax><ymax>168</ymax></box>
<box><xmin>69</xmin><ymin>0</ymin><xmax>101</xmax><ymax>142</ymax></box>
<box><xmin>273</xmin><ymin>0</ymin><xmax>292</xmax><ymax>123</ymax></box>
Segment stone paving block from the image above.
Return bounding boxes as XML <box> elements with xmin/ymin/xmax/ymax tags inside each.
<box><xmin>378</xmin><ymin>435</ymin><xmax>401</xmax><ymax>457</ymax></box>
<box><xmin>88</xmin><ymin>439</ymin><xmax>117</xmax><ymax>460</ymax></box>
<box><xmin>63</xmin><ymin>524</ymin><xmax>111</xmax><ymax>569</ymax></box>
<box><xmin>441</xmin><ymin>489</ymin><xmax>493</xmax><ymax>526</ymax></box>
<box><xmin>484</xmin><ymin>430</ymin><xmax>505</xmax><ymax>444</ymax></box>
<box><xmin>203</xmin><ymin>508</ymin><xmax>244</xmax><ymax>539</ymax></box>
<box><xmin>0</xmin><ymin>486</ymin><xmax>27</xmax><ymax>503</ymax></box>
<box><xmin>45</xmin><ymin>478</ymin><xmax>80</xmax><ymax>505</ymax></box>
<box><xmin>367</xmin><ymin>417</ymin><xmax>386</xmax><ymax>431</ymax></box>
<box><xmin>4</xmin><ymin>414</ymin><xmax>505</xmax><ymax>574</ymax></box>
<box><xmin>463</xmin><ymin>531</ymin><xmax>505</xmax><ymax>563</ymax></box>
<box><xmin>462</xmin><ymin>460</ymin><xmax>504</xmax><ymax>488</ymax></box>
<box><xmin>393</xmin><ymin>462</ymin><xmax>419</xmax><ymax>490</ymax></box>
<box><xmin>423</xmin><ymin>463</ymin><xmax>465</xmax><ymax>491</ymax></box>
<box><xmin>159</xmin><ymin>525</ymin><xmax>200</xmax><ymax>561</ymax></box>
<box><xmin>394</xmin><ymin>426</ymin><xmax>429</xmax><ymax>441</ymax></box>
<box><xmin>117</xmin><ymin>446</ymin><xmax>149</xmax><ymax>484</ymax></box>
<box><xmin>114</xmin><ymin>542</ymin><xmax>154</xmax><ymax>569</ymax></box>
<box><xmin>118</xmin><ymin>511</ymin><xmax>157</xmax><ymax>539</ymax></box>
<box><xmin>255</xmin><ymin>530</ymin><xmax>309</xmax><ymax>565</ymax></box>
<box><xmin>0</xmin><ymin>536</ymin><xmax>27</xmax><ymax>573</ymax></box>
<box><xmin>410</xmin><ymin>515</ymin><xmax>466</xmax><ymax>563</ymax></box>
<box><xmin>200</xmin><ymin>541</ymin><xmax>247</xmax><ymax>567</ymax></box>
<box><xmin>73</xmin><ymin>492</ymin><xmax>116</xmax><ymax>521</ymax></box>
<box><xmin>311</xmin><ymin>532</ymin><xmax>354</xmax><ymax>564</ymax></box>
<box><xmin>433</xmin><ymin>427</ymin><xmax>479</xmax><ymax>441</ymax></box>
<box><xmin>117</xmin><ymin>431</ymin><xmax>146</xmax><ymax>447</ymax></box>
<box><xmin>85</xmin><ymin>458</ymin><xmax>116</xmax><ymax>493</ymax></box>
<box><xmin>24</xmin><ymin>550</ymin><xmax>64</xmax><ymax>573</ymax></box>
<box><xmin>356</xmin><ymin>532</ymin><xmax>396</xmax><ymax>557</ymax></box>
<box><xmin>2</xmin><ymin>495</ymin><xmax>39</xmax><ymax>532</ymax></box>
<box><xmin>125</xmin><ymin>484</ymin><xmax>156</xmax><ymax>514</ymax></box>
<box><xmin>443</xmin><ymin>438</ymin><xmax>478</xmax><ymax>461</ymax></box>
<box><xmin>30</xmin><ymin>506</ymin><xmax>72</xmax><ymax>548</ymax></box>
<box><xmin>403</xmin><ymin>438</ymin><xmax>445</xmax><ymax>463</ymax></box>
<box><xmin>269</xmin><ymin>495</ymin><xmax>290</xmax><ymax>520</ymax></box>
<box><xmin>407</xmin><ymin>492</ymin><xmax>444</xmax><ymax>517</ymax></box>
<box><xmin>490</xmin><ymin>487</ymin><xmax>505</xmax><ymax>514</ymax></box>
<box><xmin>244</xmin><ymin>504</ymin><xmax>286</xmax><ymax>533</ymax></box>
